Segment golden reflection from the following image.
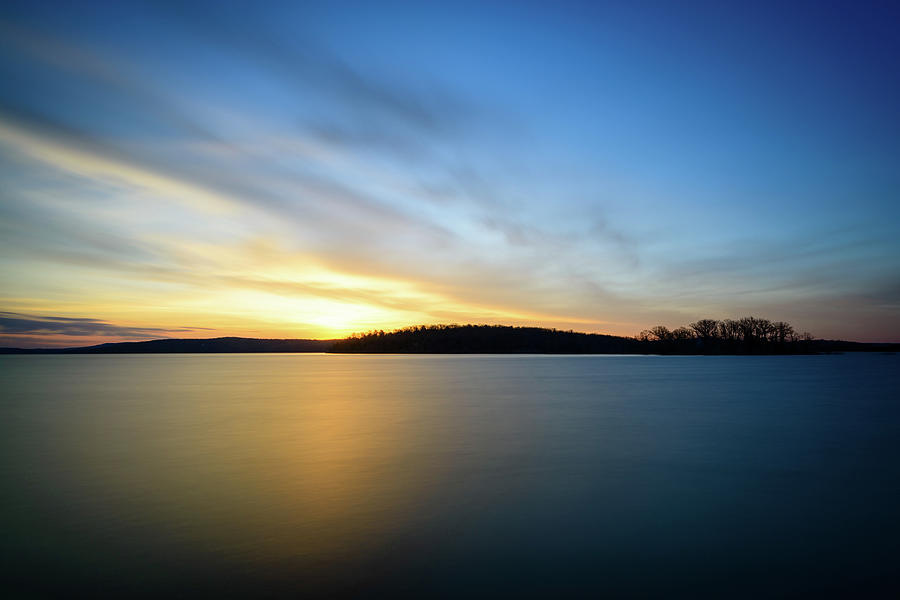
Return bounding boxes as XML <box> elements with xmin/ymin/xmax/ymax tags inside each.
<box><xmin>64</xmin><ymin>355</ymin><xmax>435</xmax><ymax>565</ymax></box>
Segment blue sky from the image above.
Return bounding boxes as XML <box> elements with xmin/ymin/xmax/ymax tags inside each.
<box><xmin>1</xmin><ymin>0</ymin><xmax>898</xmax><ymax>346</ymax></box>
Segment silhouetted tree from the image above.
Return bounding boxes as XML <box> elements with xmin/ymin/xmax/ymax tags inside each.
<box><xmin>737</xmin><ymin>317</ymin><xmax>756</xmax><ymax>344</ymax></box>
<box><xmin>719</xmin><ymin>319</ymin><xmax>740</xmax><ymax>342</ymax></box>
<box><xmin>649</xmin><ymin>325</ymin><xmax>672</xmax><ymax>341</ymax></box>
<box><xmin>328</xmin><ymin>319</ymin><xmax>823</xmax><ymax>356</ymax></box>
<box><xmin>671</xmin><ymin>327</ymin><xmax>694</xmax><ymax>340</ymax></box>
<box><xmin>754</xmin><ymin>318</ymin><xmax>775</xmax><ymax>342</ymax></box>
<box><xmin>634</xmin><ymin>316</ymin><xmax>816</xmax><ymax>354</ymax></box>
<box><xmin>772</xmin><ymin>321</ymin><xmax>794</xmax><ymax>344</ymax></box>
<box><xmin>690</xmin><ymin>319</ymin><xmax>719</xmax><ymax>340</ymax></box>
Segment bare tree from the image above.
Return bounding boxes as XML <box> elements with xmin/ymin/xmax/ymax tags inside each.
<box><xmin>671</xmin><ymin>327</ymin><xmax>694</xmax><ymax>340</ymax></box>
<box><xmin>649</xmin><ymin>325</ymin><xmax>672</xmax><ymax>341</ymax></box>
<box><xmin>690</xmin><ymin>319</ymin><xmax>720</xmax><ymax>340</ymax></box>
<box><xmin>753</xmin><ymin>318</ymin><xmax>774</xmax><ymax>341</ymax></box>
<box><xmin>737</xmin><ymin>317</ymin><xmax>757</xmax><ymax>342</ymax></box>
<box><xmin>640</xmin><ymin>316</ymin><xmax>810</xmax><ymax>353</ymax></box>
<box><xmin>772</xmin><ymin>321</ymin><xmax>794</xmax><ymax>343</ymax></box>
<box><xmin>718</xmin><ymin>319</ymin><xmax>740</xmax><ymax>341</ymax></box>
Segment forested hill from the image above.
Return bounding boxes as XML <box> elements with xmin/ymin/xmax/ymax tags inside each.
<box><xmin>329</xmin><ymin>324</ymin><xmax>899</xmax><ymax>354</ymax></box>
<box><xmin>331</xmin><ymin>325</ymin><xmax>645</xmax><ymax>353</ymax></box>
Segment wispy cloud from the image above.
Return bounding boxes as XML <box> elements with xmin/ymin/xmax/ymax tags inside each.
<box><xmin>0</xmin><ymin>311</ymin><xmax>209</xmax><ymax>338</ymax></box>
<box><xmin>1</xmin><ymin>1</ymin><xmax>898</xmax><ymax>343</ymax></box>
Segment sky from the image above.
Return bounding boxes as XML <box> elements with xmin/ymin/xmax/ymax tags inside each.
<box><xmin>1</xmin><ymin>0</ymin><xmax>898</xmax><ymax>347</ymax></box>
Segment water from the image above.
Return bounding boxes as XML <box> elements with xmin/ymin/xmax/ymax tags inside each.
<box><xmin>2</xmin><ymin>353</ymin><xmax>899</xmax><ymax>597</ymax></box>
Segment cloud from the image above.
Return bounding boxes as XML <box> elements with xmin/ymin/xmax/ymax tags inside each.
<box><xmin>648</xmin><ymin>226</ymin><xmax>892</xmax><ymax>301</ymax></box>
<box><xmin>149</xmin><ymin>0</ymin><xmax>479</xmax><ymax>137</ymax></box>
<box><xmin>6</xmin><ymin>2</ymin><xmax>894</xmax><ymax>344</ymax></box>
<box><xmin>0</xmin><ymin>7</ymin><xmax>561</xmax><ymax>293</ymax></box>
<box><xmin>0</xmin><ymin>112</ymin><xmax>241</xmax><ymax>215</ymax></box>
<box><xmin>0</xmin><ymin>18</ymin><xmax>219</xmax><ymax>143</ymax></box>
<box><xmin>2</xmin><ymin>1</ymin><xmax>523</xmax><ymax>226</ymax></box>
<box><xmin>0</xmin><ymin>311</ymin><xmax>210</xmax><ymax>338</ymax></box>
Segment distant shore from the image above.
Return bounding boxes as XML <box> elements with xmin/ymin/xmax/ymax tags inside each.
<box><xmin>3</xmin><ymin>325</ymin><xmax>898</xmax><ymax>355</ymax></box>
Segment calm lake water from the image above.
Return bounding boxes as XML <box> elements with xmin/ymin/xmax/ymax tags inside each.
<box><xmin>2</xmin><ymin>353</ymin><xmax>899</xmax><ymax>598</ymax></box>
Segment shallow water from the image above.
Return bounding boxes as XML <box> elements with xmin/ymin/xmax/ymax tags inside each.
<box><xmin>2</xmin><ymin>353</ymin><xmax>899</xmax><ymax>597</ymax></box>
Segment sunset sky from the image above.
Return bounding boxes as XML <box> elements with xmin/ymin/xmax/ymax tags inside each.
<box><xmin>1</xmin><ymin>0</ymin><xmax>898</xmax><ymax>347</ymax></box>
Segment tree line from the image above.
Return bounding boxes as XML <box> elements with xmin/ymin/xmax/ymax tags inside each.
<box><xmin>637</xmin><ymin>317</ymin><xmax>814</xmax><ymax>353</ymax></box>
<box><xmin>328</xmin><ymin>320</ymin><xmax>824</xmax><ymax>354</ymax></box>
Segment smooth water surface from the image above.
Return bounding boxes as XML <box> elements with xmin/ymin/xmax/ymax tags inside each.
<box><xmin>2</xmin><ymin>354</ymin><xmax>899</xmax><ymax>597</ymax></box>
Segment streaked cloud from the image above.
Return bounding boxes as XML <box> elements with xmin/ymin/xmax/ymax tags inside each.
<box><xmin>0</xmin><ymin>311</ymin><xmax>208</xmax><ymax>337</ymax></box>
<box><xmin>1</xmin><ymin>1</ymin><xmax>898</xmax><ymax>345</ymax></box>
